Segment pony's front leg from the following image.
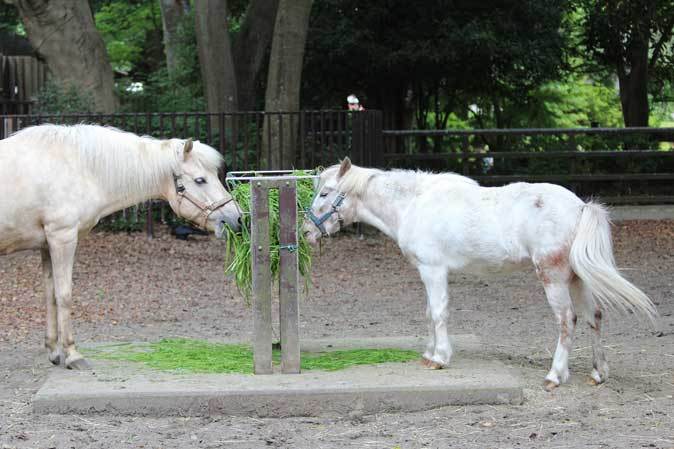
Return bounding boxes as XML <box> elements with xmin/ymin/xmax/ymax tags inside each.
<box><xmin>542</xmin><ymin>281</ymin><xmax>576</xmax><ymax>391</ymax></box>
<box><xmin>418</xmin><ymin>265</ymin><xmax>452</xmax><ymax>369</ymax></box>
<box><xmin>47</xmin><ymin>229</ymin><xmax>90</xmax><ymax>370</ymax></box>
<box><xmin>421</xmin><ymin>305</ymin><xmax>436</xmax><ymax>365</ymax></box>
<box><xmin>41</xmin><ymin>248</ymin><xmax>61</xmax><ymax>365</ymax></box>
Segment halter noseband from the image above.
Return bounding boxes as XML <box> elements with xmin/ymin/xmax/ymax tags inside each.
<box><xmin>173</xmin><ymin>173</ymin><xmax>234</xmax><ymax>230</ymax></box>
<box><xmin>306</xmin><ymin>192</ymin><xmax>346</xmax><ymax>236</ymax></box>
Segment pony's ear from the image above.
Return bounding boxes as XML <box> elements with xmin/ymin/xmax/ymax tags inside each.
<box><xmin>183</xmin><ymin>139</ymin><xmax>193</xmax><ymax>157</ymax></box>
<box><xmin>337</xmin><ymin>157</ymin><xmax>352</xmax><ymax>179</ymax></box>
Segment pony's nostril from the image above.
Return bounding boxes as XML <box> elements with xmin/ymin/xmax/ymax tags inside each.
<box><xmin>237</xmin><ymin>216</ymin><xmax>243</xmax><ymax>226</ymax></box>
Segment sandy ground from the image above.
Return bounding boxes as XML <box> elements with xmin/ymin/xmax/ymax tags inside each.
<box><xmin>0</xmin><ymin>221</ymin><xmax>672</xmax><ymax>449</ymax></box>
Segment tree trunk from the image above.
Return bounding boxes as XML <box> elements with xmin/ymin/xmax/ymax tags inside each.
<box><xmin>261</xmin><ymin>0</ymin><xmax>313</xmax><ymax>170</ymax></box>
<box><xmin>159</xmin><ymin>0</ymin><xmax>190</xmax><ymax>76</ymax></box>
<box><xmin>232</xmin><ymin>0</ymin><xmax>279</xmax><ymax>111</ymax></box>
<box><xmin>194</xmin><ymin>0</ymin><xmax>237</xmax><ymax>113</ymax></box>
<box><xmin>617</xmin><ymin>38</ymin><xmax>650</xmax><ymax>127</ymax></box>
<box><xmin>9</xmin><ymin>0</ymin><xmax>117</xmax><ymax>112</ymax></box>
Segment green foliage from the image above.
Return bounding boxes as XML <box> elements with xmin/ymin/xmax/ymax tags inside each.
<box><xmin>86</xmin><ymin>338</ymin><xmax>420</xmax><ymax>374</ymax></box>
<box><xmin>34</xmin><ymin>80</ymin><xmax>96</xmax><ymax>114</ymax></box>
<box><xmin>303</xmin><ymin>0</ymin><xmax>568</xmax><ymax>127</ymax></box>
<box><xmin>115</xmin><ymin>7</ymin><xmax>204</xmax><ymax>112</ymax></box>
<box><xmin>95</xmin><ymin>1</ymin><xmax>161</xmax><ymax>74</ymax></box>
<box><xmin>0</xmin><ymin>5</ymin><xmax>22</xmax><ymax>35</ymax></box>
<box><xmin>576</xmin><ymin>0</ymin><xmax>674</xmax><ymax>119</ymax></box>
<box><xmin>501</xmin><ymin>76</ymin><xmax>623</xmax><ymax>129</ymax></box>
<box><xmin>224</xmin><ymin>172</ymin><xmax>316</xmax><ymax>300</ymax></box>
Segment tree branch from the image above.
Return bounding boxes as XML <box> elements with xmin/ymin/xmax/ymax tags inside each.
<box><xmin>649</xmin><ymin>19</ymin><xmax>674</xmax><ymax>69</ymax></box>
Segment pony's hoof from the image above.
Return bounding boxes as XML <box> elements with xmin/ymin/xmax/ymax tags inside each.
<box><xmin>420</xmin><ymin>358</ymin><xmax>432</xmax><ymax>367</ymax></box>
<box><xmin>543</xmin><ymin>379</ymin><xmax>559</xmax><ymax>392</ymax></box>
<box><xmin>66</xmin><ymin>358</ymin><xmax>92</xmax><ymax>370</ymax></box>
<box><xmin>589</xmin><ymin>368</ymin><xmax>607</xmax><ymax>385</ymax></box>
<box><xmin>48</xmin><ymin>353</ymin><xmax>61</xmax><ymax>366</ymax></box>
<box><xmin>425</xmin><ymin>361</ymin><xmax>444</xmax><ymax>370</ymax></box>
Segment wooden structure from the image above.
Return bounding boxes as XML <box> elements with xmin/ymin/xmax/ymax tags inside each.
<box><xmin>0</xmin><ymin>54</ymin><xmax>47</xmax><ymax>114</ymax></box>
<box><xmin>227</xmin><ymin>171</ymin><xmax>316</xmax><ymax>374</ymax></box>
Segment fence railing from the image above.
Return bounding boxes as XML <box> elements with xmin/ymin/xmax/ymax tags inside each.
<box><xmin>382</xmin><ymin>127</ymin><xmax>674</xmax><ymax>204</ymax></box>
<box><xmin>2</xmin><ymin>112</ymin><xmax>671</xmax><ymax>237</ymax></box>
<box><xmin>0</xmin><ymin>110</ymin><xmax>382</xmax><ymax>170</ymax></box>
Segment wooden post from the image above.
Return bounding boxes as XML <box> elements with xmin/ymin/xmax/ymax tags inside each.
<box><xmin>145</xmin><ymin>200</ymin><xmax>154</xmax><ymax>239</ymax></box>
<box><xmin>371</xmin><ymin>110</ymin><xmax>384</xmax><ymax>167</ymax></box>
<box><xmin>3</xmin><ymin>117</ymin><xmax>14</xmax><ymax>139</ymax></box>
<box><xmin>278</xmin><ymin>180</ymin><xmax>300</xmax><ymax>373</ymax></box>
<box><xmin>251</xmin><ymin>182</ymin><xmax>273</xmax><ymax>374</ymax></box>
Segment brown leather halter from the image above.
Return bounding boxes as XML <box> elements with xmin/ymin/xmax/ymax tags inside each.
<box><xmin>173</xmin><ymin>173</ymin><xmax>234</xmax><ymax>230</ymax></box>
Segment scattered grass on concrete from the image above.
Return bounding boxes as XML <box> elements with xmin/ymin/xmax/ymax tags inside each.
<box><xmin>85</xmin><ymin>338</ymin><xmax>419</xmax><ymax>374</ymax></box>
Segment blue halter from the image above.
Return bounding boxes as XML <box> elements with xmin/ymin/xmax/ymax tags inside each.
<box><xmin>306</xmin><ymin>192</ymin><xmax>346</xmax><ymax>236</ymax></box>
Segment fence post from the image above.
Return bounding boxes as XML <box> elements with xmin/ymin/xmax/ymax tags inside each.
<box><xmin>278</xmin><ymin>180</ymin><xmax>300</xmax><ymax>373</ymax></box>
<box><xmin>371</xmin><ymin>110</ymin><xmax>384</xmax><ymax>167</ymax></box>
<box><xmin>2</xmin><ymin>117</ymin><xmax>14</xmax><ymax>139</ymax></box>
<box><xmin>251</xmin><ymin>181</ymin><xmax>273</xmax><ymax>374</ymax></box>
<box><xmin>145</xmin><ymin>201</ymin><xmax>154</xmax><ymax>239</ymax></box>
<box><xmin>351</xmin><ymin>112</ymin><xmax>367</xmax><ymax>165</ymax></box>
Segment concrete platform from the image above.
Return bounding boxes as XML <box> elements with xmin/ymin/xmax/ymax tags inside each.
<box><xmin>33</xmin><ymin>336</ymin><xmax>523</xmax><ymax>417</ymax></box>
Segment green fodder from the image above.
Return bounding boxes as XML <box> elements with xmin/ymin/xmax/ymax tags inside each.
<box><xmin>86</xmin><ymin>338</ymin><xmax>420</xmax><ymax>374</ymax></box>
<box><xmin>224</xmin><ymin>171</ymin><xmax>316</xmax><ymax>300</ymax></box>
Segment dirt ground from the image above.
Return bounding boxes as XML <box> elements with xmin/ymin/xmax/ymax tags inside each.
<box><xmin>0</xmin><ymin>220</ymin><xmax>672</xmax><ymax>449</ymax></box>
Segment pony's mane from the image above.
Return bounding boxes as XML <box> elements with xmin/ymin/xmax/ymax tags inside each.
<box><xmin>327</xmin><ymin>164</ymin><xmax>477</xmax><ymax>197</ymax></box>
<box><xmin>9</xmin><ymin>124</ymin><xmax>223</xmax><ymax>198</ymax></box>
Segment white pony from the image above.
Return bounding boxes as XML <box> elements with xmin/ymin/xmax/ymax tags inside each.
<box><xmin>304</xmin><ymin>158</ymin><xmax>657</xmax><ymax>390</ymax></box>
<box><xmin>0</xmin><ymin>124</ymin><xmax>241</xmax><ymax>369</ymax></box>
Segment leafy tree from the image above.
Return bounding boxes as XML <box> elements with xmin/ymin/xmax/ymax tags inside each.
<box><xmin>34</xmin><ymin>80</ymin><xmax>95</xmax><ymax>114</ymax></box>
<box><xmin>7</xmin><ymin>0</ymin><xmax>117</xmax><ymax>112</ymax></box>
<box><xmin>158</xmin><ymin>0</ymin><xmax>190</xmax><ymax>76</ymax></box>
<box><xmin>578</xmin><ymin>0</ymin><xmax>674</xmax><ymax>126</ymax></box>
<box><xmin>95</xmin><ymin>0</ymin><xmax>163</xmax><ymax>78</ymax></box>
<box><xmin>122</xmin><ymin>7</ymin><xmax>205</xmax><ymax>112</ymax></box>
<box><xmin>262</xmin><ymin>0</ymin><xmax>313</xmax><ymax>168</ymax></box>
<box><xmin>302</xmin><ymin>0</ymin><xmax>568</xmax><ymax>129</ymax></box>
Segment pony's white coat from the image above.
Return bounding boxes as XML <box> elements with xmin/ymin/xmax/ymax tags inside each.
<box><xmin>304</xmin><ymin>160</ymin><xmax>657</xmax><ymax>390</ymax></box>
<box><xmin>0</xmin><ymin>124</ymin><xmax>241</xmax><ymax>368</ymax></box>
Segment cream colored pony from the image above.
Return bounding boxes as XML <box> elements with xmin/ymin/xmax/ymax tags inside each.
<box><xmin>304</xmin><ymin>158</ymin><xmax>657</xmax><ymax>391</ymax></box>
<box><xmin>0</xmin><ymin>124</ymin><xmax>241</xmax><ymax>369</ymax></box>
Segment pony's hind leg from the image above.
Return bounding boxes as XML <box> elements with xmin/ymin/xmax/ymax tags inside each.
<box><xmin>570</xmin><ymin>278</ymin><xmax>609</xmax><ymax>384</ymax></box>
<box><xmin>41</xmin><ymin>248</ymin><xmax>61</xmax><ymax>365</ymax></box>
<box><xmin>536</xmin><ymin>256</ymin><xmax>576</xmax><ymax>391</ymax></box>
<box><xmin>47</xmin><ymin>229</ymin><xmax>90</xmax><ymax>370</ymax></box>
<box><xmin>542</xmin><ymin>281</ymin><xmax>576</xmax><ymax>390</ymax></box>
<box><xmin>418</xmin><ymin>265</ymin><xmax>452</xmax><ymax>369</ymax></box>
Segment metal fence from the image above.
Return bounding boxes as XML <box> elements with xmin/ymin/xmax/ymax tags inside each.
<box><xmin>0</xmin><ymin>110</ymin><xmax>382</xmax><ymax>170</ymax></box>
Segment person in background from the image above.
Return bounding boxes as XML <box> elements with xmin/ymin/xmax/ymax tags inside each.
<box><xmin>347</xmin><ymin>94</ymin><xmax>365</xmax><ymax>111</ymax></box>
<box><xmin>346</xmin><ymin>94</ymin><xmax>365</xmax><ymax>240</ymax></box>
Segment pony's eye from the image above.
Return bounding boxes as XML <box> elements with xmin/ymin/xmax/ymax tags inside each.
<box><xmin>195</xmin><ymin>177</ymin><xmax>207</xmax><ymax>185</ymax></box>
<box><xmin>319</xmin><ymin>192</ymin><xmax>328</xmax><ymax>198</ymax></box>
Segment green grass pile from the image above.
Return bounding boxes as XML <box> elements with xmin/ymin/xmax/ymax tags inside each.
<box><xmin>224</xmin><ymin>171</ymin><xmax>316</xmax><ymax>300</ymax></box>
<box><xmin>86</xmin><ymin>338</ymin><xmax>419</xmax><ymax>374</ymax></box>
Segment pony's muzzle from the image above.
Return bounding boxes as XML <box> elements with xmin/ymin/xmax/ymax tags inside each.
<box><xmin>220</xmin><ymin>215</ymin><xmax>241</xmax><ymax>233</ymax></box>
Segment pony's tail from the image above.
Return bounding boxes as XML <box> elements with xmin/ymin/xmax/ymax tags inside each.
<box><xmin>569</xmin><ymin>201</ymin><xmax>658</xmax><ymax>324</ymax></box>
